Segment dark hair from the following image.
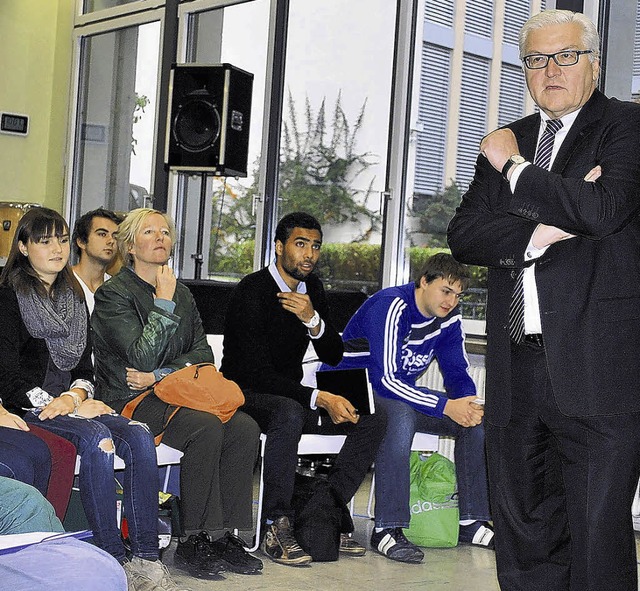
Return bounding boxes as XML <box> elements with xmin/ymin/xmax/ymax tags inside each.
<box><xmin>415</xmin><ymin>253</ymin><xmax>471</xmax><ymax>290</ymax></box>
<box><xmin>274</xmin><ymin>212</ymin><xmax>323</xmax><ymax>245</ymax></box>
<box><xmin>72</xmin><ymin>208</ymin><xmax>123</xmax><ymax>259</ymax></box>
<box><xmin>0</xmin><ymin>207</ymin><xmax>83</xmax><ymax>299</ymax></box>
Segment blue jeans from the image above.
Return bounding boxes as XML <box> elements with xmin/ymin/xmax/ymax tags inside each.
<box><xmin>25</xmin><ymin>411</ymin><xmax>159</xmax><ymax>563</ymax></box>
<box><xmin>373</xmin><ymin>395</ymin><xmax>490</xmax><ymax>528</ymax></box>
<box><xmin>0</xmin><ymin>427</ymin><xmax>51</xmax><ymax>496</ymax></box>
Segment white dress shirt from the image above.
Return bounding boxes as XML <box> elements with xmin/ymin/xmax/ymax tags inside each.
<box><xmin>509</xmin><ymin>108</ymin><xmax>581</xmax><ymax>334</ymax></box>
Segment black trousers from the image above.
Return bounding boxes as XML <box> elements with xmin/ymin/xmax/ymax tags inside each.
<box><xmin>241</xmin><ymin>388</ymin><xmax>387</xmax><ymax>525</ymax></box>
<box><xmin>487</xmin><ymin>341</ymin><xmax>640</xmax><ymax>591</ymax></box>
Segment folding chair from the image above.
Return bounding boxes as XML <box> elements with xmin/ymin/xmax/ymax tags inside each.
<box><xmin>74</xmin><ymin>442</ymin><xmax>183</xmax><ymax>493</ymax></box>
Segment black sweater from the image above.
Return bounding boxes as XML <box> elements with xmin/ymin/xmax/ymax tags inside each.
<box><xmin>0</xmin><ymin>286</ymin><xmax>93</xmax><ymax>415</ymax></box>
<box><xmin>220</xmin><ymin>267</ymin><xmax>343</xmax><ymax>407</ymax></box>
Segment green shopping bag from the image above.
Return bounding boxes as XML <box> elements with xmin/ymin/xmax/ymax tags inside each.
<box><xmin>405</xmin><ymin>451</ymin><xmax>459</xmax><ymax>548</ymax></box>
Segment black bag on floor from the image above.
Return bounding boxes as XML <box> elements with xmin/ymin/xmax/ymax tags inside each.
<box><xmin>291</xmin><ymin>473</ymin><xmax>354</xmax><ymax>562</ymax></box>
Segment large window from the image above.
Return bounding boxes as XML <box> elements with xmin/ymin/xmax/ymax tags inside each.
<box><xmin>172</xmin><ymin>0</ymin><xmax>269</xmax><ymax>281</ymax></box>
<box><xmin>404</xmin><ymin>0</ymin><xmax>543</xmax><ymax>329</ymax></box>
<box><xmin>169</xmin><ymin>0</ymin><xmax>397</xmax><ymax>294</ymax></box>
<box><xmin>275</xmin><ymin>0</ymin><xmax>397</xmax><ymax>294</ymax></box>
<box><xmin>69</xmin><ymin>15</ymin><xmax>161</xmax><ymax>222</ymax></box>
<box><xmin>68</xmin><ymin>0</ymin><xmax>632</xmax><ymax>338</ymax></box>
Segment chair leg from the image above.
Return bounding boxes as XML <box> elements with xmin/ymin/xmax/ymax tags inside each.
<box><xmin>161</xmin><ymin>466</ymin><xmax>171</xmax><ymax>493</ymax></box>
<box><xmin>247</xmin><ymin>434</ymin><xmax>267</xmax><ymax>553</ymax></box>
<box><xmin>367</xmin><ymin>473</ymin><xmax>375</xmax><ymax>519</ymax></box>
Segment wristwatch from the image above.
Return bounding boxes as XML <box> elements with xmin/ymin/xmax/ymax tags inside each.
<box><xmin>501</xmin><ymin>154</ymin><xmax>526</xmax><ymax>181</ymax></box>
<box><xmin>302</xmin><ymin>310</ymin><xmax>320</xmax><ymax>329</ymax></box>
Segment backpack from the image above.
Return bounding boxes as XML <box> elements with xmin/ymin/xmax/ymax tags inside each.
<box><xmin>405</xmin><ymin>451</ymin><xmax>459</xmax><ymax>547</ymax></box>
<box><xmin>291</xmin><ymin>473</ymin><xmax>354</xmax><ymax>561</ymax></box>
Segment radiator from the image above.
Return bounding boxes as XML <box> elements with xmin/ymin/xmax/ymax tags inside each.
<box><xmin>415</xmin><ymin>360</ymin><xmax>486</xmax><ymax>462</ymax></box>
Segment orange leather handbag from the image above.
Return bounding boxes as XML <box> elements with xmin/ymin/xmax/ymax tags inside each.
<box><xmin>122</xmin><ymin>363</ymin><xmax>245</xmax><ymax>445</ymax></box>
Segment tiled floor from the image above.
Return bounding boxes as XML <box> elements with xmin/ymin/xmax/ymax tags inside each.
<box><xmin>162</xmin><ymin>472</ymin><xmax>502</xmax><ymax>591</ymax></box>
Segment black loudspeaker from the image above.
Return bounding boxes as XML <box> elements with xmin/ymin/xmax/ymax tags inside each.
<box><xmin>164</xmin><ymin>63</ymin><xmax>253</xmax><ymax>177</ymax></box>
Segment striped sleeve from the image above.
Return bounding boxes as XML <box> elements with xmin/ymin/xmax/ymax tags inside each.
<box><xmin>375</xmin><ymin>297</ymin><xmax>448</xmax><ymax>418</ymax></box>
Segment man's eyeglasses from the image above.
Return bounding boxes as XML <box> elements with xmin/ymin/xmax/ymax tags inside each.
<box><xmin>522</xmin><ymin>49</ymin><xmax>593</xmax><ymax>70</ymax></box>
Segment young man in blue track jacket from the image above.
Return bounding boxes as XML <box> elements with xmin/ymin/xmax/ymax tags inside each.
<box><xmin>324</xmin><ymin>253</ymin><xmax>493</xmax><ymax>562</ymax></box>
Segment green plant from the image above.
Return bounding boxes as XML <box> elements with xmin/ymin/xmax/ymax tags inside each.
<box><xmin>409</xmin><ymin>182</ymin><xmax>463</xmax><ymax>247</ymax></box>
<box><xmin>208</xmin><ymin>91</ymin><xmax>380</xmax><ymax>271</ymax></box>
<box><xmin>278</xmin><ymin>90</ymin><xmax>379</xmax><ymax>232</ymax></box>
<box><xmin>131</xmin><ymin>93</ymin><xmax>150</xmax><ymax>155</ymax></box>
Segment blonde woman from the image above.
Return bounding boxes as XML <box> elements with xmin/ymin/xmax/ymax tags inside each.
<box><xmin>91</xmin><ymin>208</ymin><xmax>261</xmax><ymax>578</ymax></box>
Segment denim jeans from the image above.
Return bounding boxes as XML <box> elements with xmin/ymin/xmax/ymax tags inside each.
<box><xmin>373</xmin><ymin>395</ymin><xmax>490</xmax><ymax>528</ymax></box>
<box><xmin>25</xmin><ymin>411</ymin><xmax>159</xmax><ymax>563</ymax></box>
<box><xmin>0</xmin><ymin>427</ymin><xmax>51</xmax><ymax>496</ymax></box>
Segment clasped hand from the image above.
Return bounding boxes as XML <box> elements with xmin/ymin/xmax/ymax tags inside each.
<box><xmin>444</xmin><ymin>396</ymin><xmax>484</xmax><ymax>428</ymax></box>
<box><xmin>38</xmin><ymin>396</ymin><xmax>114</xmax><ymax>420</ymax></box>
<box><xmin>126</xmin><ymin>368</ymin><xmax>156</xmax><ymax>391</ymax></box>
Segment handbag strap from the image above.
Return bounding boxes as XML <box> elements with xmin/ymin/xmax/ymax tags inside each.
<box><xmin>121</xmin><ymin>387</ymin><xmax>183</xmax><ymax>446</ymax></box>
<box><xmin>153</xmin><ymin>406</ymin><xmax>181</xmax><ymax>445</ymax></box>
<box><xmin>121</xmin><ymin>388</ymin><xmax>153</xmax><ymax>419</ymax></box>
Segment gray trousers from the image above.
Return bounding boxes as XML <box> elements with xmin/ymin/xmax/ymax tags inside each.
<box><xmin>132</xmin><ymin>393</ymin><xmax>260</xmax><ymax>532</ymax></box>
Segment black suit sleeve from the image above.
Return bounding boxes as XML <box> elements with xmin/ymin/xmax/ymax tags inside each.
<box><xmin>511</xmin><ymin>102</ymin><xmax>640</xmax><ymax>239</ymax></box>
<box><xmin>306</xmin><ymin>278</ymin><xmax>344</xmax><ymax>367</ymax></box>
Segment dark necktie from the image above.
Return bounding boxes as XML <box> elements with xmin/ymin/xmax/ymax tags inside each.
<box><xmin>508</xmin><ymin>118</ymin><xmax>564</xmax><ymax>343</ymax></box>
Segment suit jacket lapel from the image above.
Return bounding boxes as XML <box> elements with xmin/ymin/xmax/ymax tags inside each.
<box><xmin>514</xmin><ymin>115</ymin><xmax>540</xmax><ymax>162</ymax></box>
<box><xmin>552</xmin><ymin>89</ymin><xmax>607</xmax><ymax>173</ymax></box>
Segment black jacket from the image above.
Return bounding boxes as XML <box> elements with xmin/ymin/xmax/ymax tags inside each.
<box><xmin>448</xmin><ymin>90</ymin><xmax>640</xmax><ymax>425</ymax></box>
<box><xmin>0</xmin><ymin>286</ymin><xmax>93</xmax><ymax>415</ymax></box>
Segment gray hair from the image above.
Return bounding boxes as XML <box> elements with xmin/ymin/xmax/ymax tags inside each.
<box><xmin>519</xmin><ymin>9</ymin><xmax>600</xmax><ymax>62</ymax></box>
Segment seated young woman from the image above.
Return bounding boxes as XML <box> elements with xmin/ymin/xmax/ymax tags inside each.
<box><xmin>0</xmin><ymin>207</ymin><xmax>186</xmax><ymax>591</ymax></box>
<box><xmin>90</xmin><ymin>208</ymin><xmax>262</xmax><ymax>577</ymax></box>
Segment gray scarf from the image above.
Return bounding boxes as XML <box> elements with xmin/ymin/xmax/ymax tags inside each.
<box><xmin>16</xmin><ymin>286</ymin><xmax>87</xmax><ymax>371</ymax></box>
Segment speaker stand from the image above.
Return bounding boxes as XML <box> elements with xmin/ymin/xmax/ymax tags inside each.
<box><xmin>191</xmin><ymin>172</ymin><xmax>209</xmax><ymax>280</ymax></box>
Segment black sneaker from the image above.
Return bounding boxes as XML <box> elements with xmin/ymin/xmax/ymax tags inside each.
<box><xmin>208</xmin><ymin>531</ymin><xmax>263</xmax><ymax>575</ymax></box>
<box><xmin>339</xmin><ymin>533</ymin><xmax>367</xmax><ymax>556</ymax></box>
<box><xmin>370</xmin><ymin>527</ymin><xmax>424</xmax><ymax>563</ymax></box>
<box><xmin>261</xmin><ymin>516</ymin><xmax>312</xmax><ymax>566</ymax></box>
<box><xmin>174</xmin><ymin>532</ymin><xmax>226</xmax><ymax>579</ymax></box>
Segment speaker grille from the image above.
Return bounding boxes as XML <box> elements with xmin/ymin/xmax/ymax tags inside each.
<box><xmin>173</xmin><ymin>91</ymin><xmax>221</xmax><ymax>153</ymax></box>
<box><xmin>164</xmin><ymin>63</ymin><xmax>253</xmax><ymax>176</ymax></box>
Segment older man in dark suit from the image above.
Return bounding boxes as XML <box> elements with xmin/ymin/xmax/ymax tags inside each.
<box><xmin>448</xmin><ymin>9</ymin><xmax>640</xmax><ymax>591</ymax></box>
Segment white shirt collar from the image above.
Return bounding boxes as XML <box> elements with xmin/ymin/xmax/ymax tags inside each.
<box><xmin>268</xmin><ymin>260</ymin><xmax>307</xmax><ymax>294</ymax></box>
